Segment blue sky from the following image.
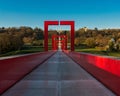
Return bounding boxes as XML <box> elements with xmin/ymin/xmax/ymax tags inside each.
<box><xmin>0</xmin><ymin>0</ymin><xmax>120</xmax><ymax>30</ymax></box>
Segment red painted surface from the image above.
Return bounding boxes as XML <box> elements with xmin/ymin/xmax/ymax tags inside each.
<box><xmin>44</xmin><ymin>21</ymin><xmax>74</xmax><ymax>51</ymax></box>
<box><xmin>52</xmin><ymin>35</ymin><xmax>67</xmax><ymax>50</ymax></box>
<box><xmin>64</xmin><ymin>51</ymin><xmax>120</xmax><ymax>95</ymax></box>
<box><xmin>0</xmin><ymin>51</ymin><xmax>56</xmax><ymax>94</ymax></box>
<box><xmin>44</xmin><ymin>21</ymin><xmax>59</xmax><ymax>51</ymax></box>
<box><xmin>52</xmin><ymin>35</ymin><xmax>58</xmax><ymax>50</ymax></box>
<box><xmin>60</xmin><ymin>21</ymin><xmax>74</xmax><ymax>51</ymax></box>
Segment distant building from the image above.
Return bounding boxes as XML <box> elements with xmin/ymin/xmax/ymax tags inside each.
<box><xmin>83</xmin><ymin>27</ymin><xmax>88</xmax><ymax>32</ymax></box>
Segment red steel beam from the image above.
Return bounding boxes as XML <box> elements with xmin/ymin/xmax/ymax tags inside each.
<box><xmin>60</xmin><ymin>21</ymin><xmax>74</xmax><ymax>51</ymax></box>
<box><xmin>44</xmin><ymin>21</ymin><xmax>75</xmax><ymax>51</ymax></box>
<box><xmin>44</xmin><ymin>21</ymin><xmax>59</xmax><ymax>51</ymax></box>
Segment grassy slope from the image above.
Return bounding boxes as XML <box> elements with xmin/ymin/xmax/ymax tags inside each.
<box><xmin>0</xmin><ymin>46</ymin><xmax>44</xmax><ymax>57</ymax></box>
<box><xmin>75</xmin><ymin>47</ymin><xmax>120</xmax><ymax>57</ymax></box>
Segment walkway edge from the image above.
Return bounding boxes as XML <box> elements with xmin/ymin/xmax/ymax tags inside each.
<box><xmin>0</xmin><ymin>51</ymin><xmax>56</xmax><ymax>95</ymax></box>
<box><xmin>63</xmin><ymin>51</ymin><xmax>119</xmax><ymax>95</ymax></box>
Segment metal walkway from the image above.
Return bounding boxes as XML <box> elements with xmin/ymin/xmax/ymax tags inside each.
<box><xmin>1</xmin><ymin>51</ymin><xmax>116</xmax><ymax>96</ymax></box>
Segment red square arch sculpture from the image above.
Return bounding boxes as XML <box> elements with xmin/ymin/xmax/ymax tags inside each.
<box><xmin>44</xmin><ymin>21</ymin><xmax>74</xmax><ymax>51</ymax></box>
<box><xmin>44</xmin><ymin>21</ymin><xmax>59</xmax><ymax>51</ymax></box>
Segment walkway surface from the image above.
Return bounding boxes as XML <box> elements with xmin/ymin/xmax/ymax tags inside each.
<box><xmin>2</xmin><ymin>51</ymin><xmax>116</xmax><ymax>96</ymax></box>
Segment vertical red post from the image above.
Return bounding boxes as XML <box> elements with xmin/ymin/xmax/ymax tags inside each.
<box><xmin>64</xmin><ymin>35</ymin><xmax>67</xmax><ymax>50</ymax></box>
<box><xmin>52</xmin><ymin>35</ymin><xmax>54</xmax><ymax>50</ymax></box>
<box><xmin>60</xmin><ymin>21</ymin><xmax>75</xmax><ymax>51</ymax></box>
<box><xmin>44</xmin><ymin>21</ymin><xmax>59</xmax><ymax>51</ymax></box>
<box><xmin>44</xmin><ymin>21</ymin><xmax>48</xmax><ymax>51</ymax></box>
<box><xmin>52</xmin><ymin>35</ymin><xmax>58</xmax><ymax>50</ymax></box>
<box><xmin>70</xmin><ymin>21</ymin><xmax>75</xmax><ymax>51</ymax></box>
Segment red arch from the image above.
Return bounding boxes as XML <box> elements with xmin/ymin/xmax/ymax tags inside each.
<box><xmin>52</xmin><ymin>35</ymin><xmax>67</xmax><ymax>50</ymax></box>
<box><xmin>44</xmin><ymin>21</ymin><xmax>75</xmax><ymax>51</ymax></box>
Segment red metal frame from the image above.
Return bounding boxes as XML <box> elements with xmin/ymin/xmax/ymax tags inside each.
<box><xmin>52</xmin><ymin>35</ymin><xmax>58</xmax><ymax>50</ymax></box>
<box><xmin>44</xmin><ymin>21</ymin><xmax>74</xmax><ymax>51</ymax></box>
<box><xmin>52</xmin><ymin>35</ymin><xmax>67</xmax><ymax>50</ymax></box>
<box><xmin>60</xmin><ymin>21</ymin><xmax>74</xmax><ymax>51</ymax></box>
<box><xmin>44</xmin><ymin>21</ymin><xmax>59</xmax><ymax>51</ymax></box>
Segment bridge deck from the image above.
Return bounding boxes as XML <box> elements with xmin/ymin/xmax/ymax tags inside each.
<box><xmin>2</xmin><ymin>51</ymin><xmax>115</xmax><ymax>96</ymax></box>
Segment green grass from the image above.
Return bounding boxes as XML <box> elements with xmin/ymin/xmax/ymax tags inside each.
<box><xmin>1</xmin><ymin>45</ymin><xmax>120</xmax><ymax>58</ymax></box>
<box><xmin>0</xmin><ymin>46</ymin><xmax>44</xmax><ymax>57</ymax></box>
<box><xmin>75</xmin><ymin>47</ymin><xmax>120</xmax><ymax>57</ymax></box>
<box><xmin>107</xmin><ymin>52</ymin><xmax>120</xmax><ymax>57</ymax></box>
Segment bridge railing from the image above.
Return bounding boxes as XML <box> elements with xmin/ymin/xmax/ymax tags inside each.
<box><xmin>0</xmin><ymin>51</ymin><xmax>56</xmax><ymax>94</ymax></box>
<box><xmin>64</xmin><ymin>51</ymin><xmax>120</xmax><ymax>95</ymax></box>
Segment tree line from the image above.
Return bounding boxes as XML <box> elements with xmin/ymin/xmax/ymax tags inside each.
<box><xmin>0</xmin><ymin>27</ymin><xmax>43</xmax><ymax>54</ymax></box>
<box><xmin>49</xmin><ymin>28</ymin><xmax>120</xmax><ymax>51</ymax></box>
<box><xmin>0</xmin><ymin>26</ymin><xmax>120</xmax><ymax>54</ymax></box>
<box><xmin>75</xmin><ymin>28</ymin><xmax>120</xmax><ymax>51</ymax></box>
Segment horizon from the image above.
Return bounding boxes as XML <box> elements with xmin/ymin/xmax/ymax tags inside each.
<box><xmin>1</xmin><ymin>26</ymin><xmax>120</xmax><ymax>31</ymax></box>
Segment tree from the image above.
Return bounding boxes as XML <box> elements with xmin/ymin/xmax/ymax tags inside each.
<box><xmin>108</xmin><ymin>38</ymin><xmax>115</xmax><ymax>51</ymax></box>
<box><xmin>32</xmin><ymin>40</ymin><xmax>43</xmax><ymax>46</ymax></box>
<box><xmin>94</xmin><ymin>27</ymin><xmax>98</xmax><ymax>31</ymax></box>
<box><xmin>23</xmin><ymin>37</ymin><xmax>33</xmax><ymax>45</ymax></box>
<box><xmin>85</xmin><ymin>38</ymin><xmax>96</xmax><ymax>48</ymax></box>
<box><xmin>75</xmin><ymin>38</ymin><xmax>80</xmax><ymax>46</ymax></box>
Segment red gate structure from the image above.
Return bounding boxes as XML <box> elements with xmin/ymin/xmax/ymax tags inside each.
<box><xmin>52</xmin><ymin>35</ymin><xmax>67</xmax><ymax>50</ymax></box>
<box><xmin>44</xmin><ymin>21</ymin><xmax>74</xmax><ymax>51</ymax></box>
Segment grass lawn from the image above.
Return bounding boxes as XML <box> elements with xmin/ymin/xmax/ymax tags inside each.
<box><xmin>0</xmin><ymin>46</ymin><xmax>44</xmax><ymax>57</ymax></box>
<box><xmin>1</xmin><ymin>45</ymin><xmax>120</xmax><ymax>58</ymax></box>
<box><xmin>75</xmin><ymin>47</ymin><xmax>120</xmax><ymax>57</ymax></box>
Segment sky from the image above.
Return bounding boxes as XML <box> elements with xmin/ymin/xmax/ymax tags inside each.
<box><xmin>0</xmin><ymin>0</ymin><xmax>120</xmax><ymax>30</ymax></box>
